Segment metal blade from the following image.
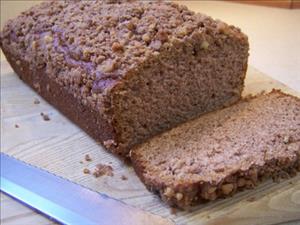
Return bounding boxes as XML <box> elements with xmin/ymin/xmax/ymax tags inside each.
<box><xmin>0</xmin><ymin>153</ymin><xmax>174</xmax><ymax>225</ymax></box>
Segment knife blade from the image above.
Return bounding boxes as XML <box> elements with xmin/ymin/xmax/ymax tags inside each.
<box><xmin>0</xmin><ymin>153</ymin><xmax>174</xmax><ymax>225</ymax></box>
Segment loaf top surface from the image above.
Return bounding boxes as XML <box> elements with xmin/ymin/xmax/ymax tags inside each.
<box><xmin>131</xmin><ymin>90</ymin><xmax>300</xmax><ymax>187</ymax></box>
<box><xmin>0</xmin><ymin>1</ymin><xmax>247</xmax><ymax>101</ymax></box>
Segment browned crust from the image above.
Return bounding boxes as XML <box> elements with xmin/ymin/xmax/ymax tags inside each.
<box><xmin>1</xmin><ymin>46</ymin><xmax>120</xmax><ymax>154</ymax></box>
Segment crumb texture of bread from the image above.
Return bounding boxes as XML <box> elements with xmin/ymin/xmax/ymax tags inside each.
<box><xmin>131</xmin><ymin>90</ymin><xmax>300</xmax><ymax>208</ymax></box>
<box><xmin>0</xmin><ymin>0</ymin><xmax>249</xmax><ymax>156</ymax></box>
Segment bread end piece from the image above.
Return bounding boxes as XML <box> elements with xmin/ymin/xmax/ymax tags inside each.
<box><xmin>131</xmin><ymin>90</ymin><xmax>300</xmax><ymax>208</ymax></box>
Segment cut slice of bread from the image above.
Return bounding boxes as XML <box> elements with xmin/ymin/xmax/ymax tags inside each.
<box><xmin>131</xmin><ymin>90</ymin><xmax>300</xmax><ymax>208</ymax></box>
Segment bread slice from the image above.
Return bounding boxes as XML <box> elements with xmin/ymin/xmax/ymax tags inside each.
<box><xmin>0</xmin><ymin>1</ymin><xmax>248</xmax><ymax>157</ymax></box>
<box><xmin>131</xmin><ymin>90</ymin><xmax>300</xmax><ymax>208</ymax></box>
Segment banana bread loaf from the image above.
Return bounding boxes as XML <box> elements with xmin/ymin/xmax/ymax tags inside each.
<box><xmin>131</xmin><ymin>90</ymin><xmax>300</xmax><ymax>208</ymax></box>
<box><xmin>0</xmin><ymin>1</ymin><xmax>249</xmax><ymax>156</ymax></box>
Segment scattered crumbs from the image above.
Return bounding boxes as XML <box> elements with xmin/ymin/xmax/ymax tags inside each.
<box><xmin>43</xmin><ymin>114</ymin><xmax>50</xmax><ymax>121</ymax></box>
<box><xmin>109</xmin><ymin>162</ymin><xmax>113</xmax><ymax>164</ymax></box>
<box><xmin>93</xmin><ymin>164</ymin><xmax>114</xmax><ymax>178</ymax></box>
<box><xmin>93</xmin><ymin>171</ymin><xmax>101</xmax><ymax>178</ymax></box>
<box><xmin>40</xmin><ymin>112</ymin><xmax>50</xmax><ymax>121</ymax></box>
<box><xmin>247</xmin><ymin>197</ymin><xmax>256</xmax><ymax>202</ymax></box>
<box><xmin>170</xmin><ymin>207</ymin><xmax>177</xmax><ymax>215</ymax></box>
<box><xmin>121</xmin><ymin>175</ymin><xmax>128</xmax><ymax>181</ymax></box>
<box><xmin>79</xmin><ymin>161</ymin><xmax>83</xmax><ymax>164</ymax></box>
<box><xmin>289</xmin><ymin>181</ymin><xmax>294</xmax><ymax>185</ymax></box>
<box><xmin>83</xmin><ymin>168</ymin><xmax>90</xmax><ymax>174</ymax></box>
<box><xmin>34</xmin><ymin>98</ymin><xmax>40</xmax><ymax>104</ymax></box>
<box><xmin>15</xmin><ymin>124</ymin><xmax>19</xmax><ymax>128</ymax></box>
<box><xmin>206</xmin><ymin>215</ymin><xmax>211</xmax><ymax>219</ymax></box>
<box><xmin>85</xmin><ymin>154</ymin><xmax>92</xmax><ymax>162</ymax></box>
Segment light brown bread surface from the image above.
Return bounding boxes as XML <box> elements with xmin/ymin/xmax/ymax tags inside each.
<box><xmin>0</xmin><ymin>1</ymin><xmax>248</xmax><ymax>156</ymax></box>
<box><xmin>131</xmin><ymin>90</ymin><xmax>300</xmax><ymax>208</ymax></box>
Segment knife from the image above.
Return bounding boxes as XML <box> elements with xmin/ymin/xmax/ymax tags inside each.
<box><xmin>0</xmin><ymin>153</ymin><xmax>174</xmax><ymax>225</ymax></box>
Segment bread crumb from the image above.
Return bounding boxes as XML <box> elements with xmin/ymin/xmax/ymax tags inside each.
<box><xmin>150</xmin><ymin>40</ymin><xmax>162</xmax><ymax>50</ymax></box>
<box><xmin>142</xmin><ymin>33</ymin><xmax>151</xmax><ymax>43</ymax></box>
<box><xmin>79</xmin><ymin>161</ymin><xmax>83</xmax><ymax>164</ymax></box>
<box><xmin>201</xmin><ymin>40</ymin><xmax>209</xmax><ymax>50</ymax></box>
<box><xmin>44</xmin><ymin>35</ymin><xmax>53</xmax><ymax>43</ymax></box>
<box><xmin>164</xmin><ymin>187</ymin><xmax>174</xmax><ymax>198</ymax></box>
<box><xmin>221</xmin><ymin>183</ymin><xmax>234</xmax><ymax>195</ymax></box>
<box><xmin>85</xmin><ymin>154</ymin><xmax>92</xmax><ymax>162</ymax></box>
<box><xmin>15</xmin><ymin>124</ymin><xmax>19</xmax><ymax>128</ymax></box>
<box><xmin>31</xmin><ymin>41</ymin><xmax>38</xmax><ymax>50</ymax></box>
<box><xmin>93</xmin><ymin>164</ymin><xmax>114</xmax><ymax>178</ymax></box>
<box><xmin>103</xmin><ymin>139</ymin><xmax>117</xmax><ymax>149</ymax></box>
<box><xmin>121</xmin><ymin>175</ymin><xmax>128</xmax><ymax>180</ymax></box>
<box><xmin>208</xmin><ymin>186</ymin><xmax>217</xmax><ymax>194</ymax></box>
<box><xmin>176</xmin><ymin>192</ymin><xmax>183</xmax><ymax>201</ymax></box>
<box><xmin>40</xmin><ymin>112</ymin><xmax>50</xmax><ymax>121</ymax></box>
<box><xmin>126</xmin><ymin>21</ymin><xmax>135</xmax><ymax>31</ymax></box>
<box><xmin>83</xmin><ymin>168</ymin><xmax>90</xmax><ymax>174</ymax></box>
<box><xmin>34</xmin><ymin>98</ymin><xmax>40</xmax><ymax>104</ymax></box>
<box><xmin>112</xmin><ymin>42</ymin><xmax>123</xmax><ymax>52</ymax></box>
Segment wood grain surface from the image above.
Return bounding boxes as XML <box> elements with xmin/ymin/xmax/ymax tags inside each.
<box><xmin>1</xmin><ymin>60</ymin><xmax>300</xmax><ymax>225</ymax></box>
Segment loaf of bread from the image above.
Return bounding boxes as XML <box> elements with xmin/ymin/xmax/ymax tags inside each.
<box><xmin>0</xmin><ymin>1</ymin><xmax>249</xmax><ymax>156</ymax></box>
<box><xmin>131</xmin><ymin>90</ymin><xmax>300</xmax><ymax>208</ymax></box>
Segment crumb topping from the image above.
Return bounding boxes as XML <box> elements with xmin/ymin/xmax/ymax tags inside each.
<box><xmin>0</xmin><ymin>1</ymin><xmax>246</xmax><ymax>110</ymax></box>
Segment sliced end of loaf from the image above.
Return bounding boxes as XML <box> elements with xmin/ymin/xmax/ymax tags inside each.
<box><xmin>131</xmin><ymin>90</ymin><xmax>300</xmax><ymax>208</ymax></box>
<box><xmin>111</xmin><ymin>25</ymin><xmax>248</xmax><ymax>156</ymax></box>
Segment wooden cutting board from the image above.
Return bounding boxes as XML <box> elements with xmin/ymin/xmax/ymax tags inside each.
<box><xmin>1</xmin><ymin>59</ymin><xmax>300</xmax><ymax>225</ymax></box>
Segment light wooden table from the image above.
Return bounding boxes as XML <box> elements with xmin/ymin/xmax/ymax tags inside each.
<box><xmin>1</xmin><ymin>1</ymin><xmax>300</xmax><ymax>225</ymax></box>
